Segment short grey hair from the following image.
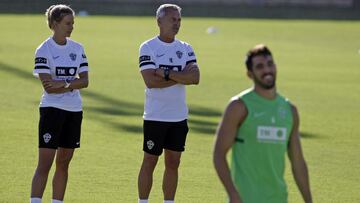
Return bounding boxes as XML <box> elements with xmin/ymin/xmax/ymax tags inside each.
<box><xmin>156</xmin><ymin>4</ymin><xmax>181</xmax><ymax>19</ymax></box>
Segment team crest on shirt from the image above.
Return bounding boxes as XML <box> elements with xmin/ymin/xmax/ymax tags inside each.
<box><xmin>43</xmin><ymin>133</ymin><xmax>51</xmax><ymax>143</ymax></box>
<box><xmin>176</xmin><ymin>51</ymin><xmax>183</xmax><ymax>59</ymax></box>
<box><xmin>278</xmin><ymin>107</ymin><xmax>287</xmax><ymax>119</ymax></box>
<box><xmin>69</xmin><ymin>53</ymin><xmax>77</xmax><ymax>61</ymax></box>
<box><xmin>147</xmin><ymin>140</ymin><xmax>154</xmax><ymax>150</ymax></box>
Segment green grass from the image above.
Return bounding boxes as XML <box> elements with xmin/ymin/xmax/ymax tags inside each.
<box><xmin>0</xmin><ymin>14</ymin><xmax>360</xmax><ymax>202</ymax></box>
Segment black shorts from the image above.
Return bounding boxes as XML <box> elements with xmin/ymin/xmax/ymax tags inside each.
<box><xmin>143</xmin><ymin>119</ymin><xmax>189</xmax><ymax>156</ymax></box>
<box><xmin>38</xmin><ymin>107</ymin><xmax>83</xmax><ymax>149</ymax></box>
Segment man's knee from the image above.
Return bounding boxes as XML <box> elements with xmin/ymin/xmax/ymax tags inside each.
<box><xmin>142</xmin><ymin>153</ymin><xmax>159</xmax><ymax>169</ymax></box>
<box><xmin>56</xmin><ymin>154</ymin><xmax>73</xmax><ymax>171</ymax></box>
<box><xmin>165</xmin><ymin>155</ymin><xmax>181</xmax><ymax>170</ymax></box>
<box><xmin>36</xmin><ymin>162</ymin><xmax>53</xmax><ymax>175</ymax></box>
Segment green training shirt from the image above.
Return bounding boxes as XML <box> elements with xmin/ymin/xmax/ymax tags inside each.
<box><xmin>231</xmin><ymin>88</ymin><xmax>293</xmax><ymax>203</ymax></box>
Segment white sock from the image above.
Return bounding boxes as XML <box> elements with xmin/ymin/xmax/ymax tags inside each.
<box><xmin>138</xmin><ymin>199</ymin><xmax>148</xmax><ymax>203</ymax></box>
<box><xmin>52</xmin><ymin>199</ymin><xmax>63</xmax><ymax>203</ymax></box>
<box><xmin>164</xmin><ymin>200</ymin><xmax>174</xmax><ymax>203</ymax></box>
<box><xmin>30</xmin><ymin>197</ymin><xmax>42</xmax><ymax>203</ymax></box>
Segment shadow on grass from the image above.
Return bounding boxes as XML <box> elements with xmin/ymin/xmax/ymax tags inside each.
<box><xmin>189</xmin><ymin>106</ymin><xmax>222</xmax><ymax>117</ymax></box>
<box><xmin>300</xmin><ymin>131</ymin><xmax>322</xmax><ymax>139</ymax></box>
<box><xmin>82</xmin><ymin>89</ymin><xmax>221</xmax><ymax>135</ymax></box>
<box><xmin>0</xmin><ymin>61</ymin><xmax>34</xmax><ymax>80</ymax></box>
<box><xmin>0</xmin><ymin>62</ymin><xmax>222</xmax><ymax>135</ymax></box>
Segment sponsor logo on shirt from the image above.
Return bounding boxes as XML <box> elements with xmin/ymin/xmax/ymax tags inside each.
<box><xmin>35</xmin><ymin>57</ymin><xmax>47</xmax><ymax>64</ymax></box>
<box><xmin>159</xmin><ymin>64</ymin><xmax>182</xmax><ymax>72</ymax></box>
<box><xmin>188</xmin><ymin>52</ymin><xmax>195</xmax><ymax>57</ymax></box>
<box><xmin>56</xmin><ymin>67</ymin><xmax>77</xmax><ymax>76</ymax></box>
<box><xmin>139</xmin><ymin>55</ymin><xmax>151</xmax><ymax>63</ymax></box>
<box><xmin>257</xmin><ymin>126</ymin><xmax>287</xmax><ymax>143</ymax></box>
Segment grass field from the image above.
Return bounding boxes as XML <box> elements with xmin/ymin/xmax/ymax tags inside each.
<box><xmin>0</xmin><ymin>14</ymin><xmax>359</xmax><ymax>202</ymax></box>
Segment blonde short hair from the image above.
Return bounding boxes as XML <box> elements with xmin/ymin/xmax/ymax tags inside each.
<box><xmin>45</xmin><ymin>4</ymin><xmax>74</xmax><ymax>29</ymax></box>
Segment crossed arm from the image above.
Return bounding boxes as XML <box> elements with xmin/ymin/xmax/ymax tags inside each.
<box><xmin>288</xmin><ymin>105</ymin><xmax>313</xmax><ymax>203</ymax></box>
<box><xmin>213</xmin><ymin>99</ymin><xmax>247</xmax><ymax>203</ymax></box>
<box><xmin>140</xmin><ymin>62</ymin><xmax>200</xmax><ymax>88</ymax></box>
<box><xmin>38</xmin><ymin>72</ymin><xmax>89</xmax><ymax>94</ymax></box>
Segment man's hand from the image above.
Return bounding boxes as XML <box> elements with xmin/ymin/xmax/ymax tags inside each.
<box><xmin>229</xmin><ymin>192</ymin><xmax>243</xmax><ymax>203</ymax></box>
<box><xmin>183</xmin><ymin>62</ymin><xmax>197</xmax><ymax>72</ymax></box>
<box><xmin>42</xmin><ymin>79</ymin><xmax>65</xmax><ymax>90</ymax></box>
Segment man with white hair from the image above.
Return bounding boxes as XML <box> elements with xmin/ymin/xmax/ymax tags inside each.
<box><xmin>137</xmin><ymin>4</ymin><xmax>200</xmax><ymax>203</ymax></box>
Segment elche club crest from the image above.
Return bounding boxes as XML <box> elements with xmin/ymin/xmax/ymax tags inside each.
<box><xmin>278</xmin><ymin>107</ymin><xmax>287</xmax><ymax>119</ymax></box>
<box><xmin>147</xmin><ymin>140</ymin><xmax>154</xmax><ymax>150</ymax></box>
<box><xmin>43</xmin><ymin>133</ymin><xmax>51</xmax><ymax>143</ymax></box>
<box><xmin>69</xmin><ymin>53</ymin><xmax>77</xmax><ymax>61</ymax></box>
<box><xmin>176</xmin><ymin>51</ymin><xmax>183</xmax><ymax>59</ymax></box>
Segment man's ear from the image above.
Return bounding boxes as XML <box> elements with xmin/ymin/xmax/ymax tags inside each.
<box><xmin>247</xmin><ymin>70</ymin><xmax>253</xmax><ymax>79</ymax></box>
<box><xmin>51</xmin><ymin>21</ymin><xmax>57</xmax><ymax>30</ymax></box>
<box><xmin>157</xmin><ymin>18</ymin><xmax>161</xmax><ymax>27</ymax></box>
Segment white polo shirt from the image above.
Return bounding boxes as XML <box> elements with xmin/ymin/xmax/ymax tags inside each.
<box><xmin>33</xmin><ymin>37</ymin><xmax>89</xmax><ymax>112</ymax></box>
<box><xmin>139</xmin><ymin>36</ymin><xmax>197</xmax><ymax>122</ymax></box>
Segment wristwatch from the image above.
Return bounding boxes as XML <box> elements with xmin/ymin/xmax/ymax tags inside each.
<box><xmin>164</xmin><ymin>68</ymin><xmax>170</xmax><ymax>81</ymax></box>
<box><xmin>64</xmin><ymin>79</ymin><xmax>71</xmax><ymax>88</ymax></box>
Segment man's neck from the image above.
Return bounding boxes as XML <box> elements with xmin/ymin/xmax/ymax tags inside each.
<box><xmin>158</xmin><ymin>33</ymin><xmax>175</xmax><ymax>43</ymax></box>
<box><xmin>52</xmin><ymin>34</ymin><xmax>67</xmax><ymax>45</ymax></box>
<box><xmin>254</xmin><ymin>86</ymin><xmax>277</xmax><ymax>100</ymax></box>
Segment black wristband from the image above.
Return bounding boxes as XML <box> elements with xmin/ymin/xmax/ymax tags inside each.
<box><xmin>164</xmin><ymin>68</ymin><xmax>170</xmax><ymax>81</ymax></box>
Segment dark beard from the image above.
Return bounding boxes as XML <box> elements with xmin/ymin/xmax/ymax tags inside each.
<box><xmin>253</xmin><ymin>74</ymin><xmax>276</xmax><ymax>89</ymax></box>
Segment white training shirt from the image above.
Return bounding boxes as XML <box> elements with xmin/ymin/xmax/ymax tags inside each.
<box><xmin>139</xmin><ymin>36</ymin><xmax>197</xmax><ymax>122</ymax></box>
<box><xmin>33</xmin><ymin>37</ymin><xmax>89</xmax><ymax>112</ymax></box>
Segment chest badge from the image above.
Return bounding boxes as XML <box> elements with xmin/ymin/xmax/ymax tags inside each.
<box><xmin>176</xmin><ymin>51</ymin><xmax>183</xmax><ymax>59</ymax></box>
<box><xmin>69</xmin><ymin>53</ymin><xmax>77</xmax><ymax>61</ymax></box>
<box><xmin>278</xmin><ymin>107</ymin><xmax>287</xmax><ymax>119</ymax></box>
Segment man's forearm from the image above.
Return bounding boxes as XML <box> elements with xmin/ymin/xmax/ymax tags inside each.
<box><xmin>169</xmin><ymin>69</ymin><xmax>199</xmax><ymax>85</ymax></box>
<box><xmin>155</xmin><ymin>68</ymin><xmax>199</xmax><ymax>85</ymax></box>
<box><xmin>68</xmin><ymin>77</ymin><xmax>88</xmax><ymax>89</ymax></box>
<box><xmin>213</xmin><ymin>153</ymin><xmax>241</xmax><ymax>200</ymax></box>
<box><xmin>147</xmin><ymin>75</ymin><xmax>177</xmax><ymax>88</ymax></box>
<box><xmin>293</xmin><ymin>162</ymin><xmax>312</xmax><ymax>203</ymax></box>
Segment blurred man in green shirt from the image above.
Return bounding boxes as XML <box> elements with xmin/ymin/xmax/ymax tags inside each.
<box><xmin>213</xmin><ymin>44</ymin><xmax>312</xmax><ymax>203</ymax></box>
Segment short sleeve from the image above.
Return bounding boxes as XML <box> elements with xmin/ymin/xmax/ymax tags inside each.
<box><xmin>139</xmin><ymin>43</ymin><xmax>156</xmax><ymax>71</ymax></box>
<box><xmin>33</xmin><ymin>48</ymin><xmax>51</xmax><ymax>76</ymax></box>
<box><xmin>185</xmin><ymin>44</ymin><xmax>197</xmax><ymax>66</ymax></box>
<box><xmin>79</xmin><ymin>46</ymin><xmax>89</xmax><ymax>73</ymax></box>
